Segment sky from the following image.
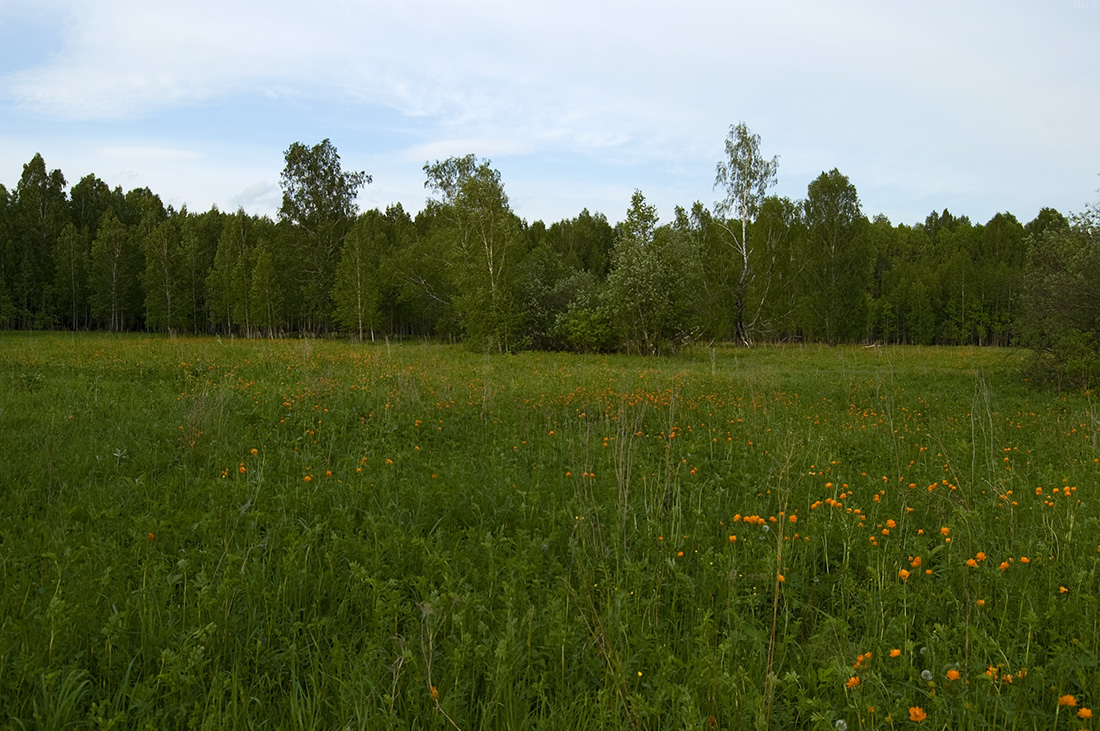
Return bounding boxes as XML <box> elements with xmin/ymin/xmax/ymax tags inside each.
<box><xmin>1</xmin><ymin>0</ymin><xmax>1098</xmax><ymax>228</ymax></box>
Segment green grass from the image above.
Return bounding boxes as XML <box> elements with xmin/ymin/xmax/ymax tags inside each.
<box><xmin>1</xmin><ymin>333</ymin><xmax>1097</xmax><ymax>729</ymax></box>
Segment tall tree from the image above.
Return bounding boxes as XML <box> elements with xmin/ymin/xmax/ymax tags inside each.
<box><xmin>801</xmin><ymin>169</ymin><xmax>871</xmax><ymax>343</ymax></box>
<box><xmin>605</xmin><ymin>190</ymin><xmax>701</xmax><ymax>354</ymax></box>
<box><xmin>13</xmin><ymin>153</ymin><xmax>69</xmax><ymax>327</ymax></box>
<box><xmin>0</xmin><ymin>184</ymin><xmax>16</xmax><ymax>327</ymax></box>
<box><xmin>142</xmin><ymin>214</ymin><xmax>186</xmax><ymax>333</ymax></box>
<box><xmin>279</xmin><ymin>139</ymin><xmax>369</xmax><ymax>331</ymax></box>
<box><xmin>332</xmin><ymin>212</ymin><xmax>385</xmax><ymax>341</ymax></box>
<box><xmin>54</xmin><ymin>222</ymin><xmax>89</xmax><ymax>330</ymax></box>
<box><xmin>714</xmin><ymin>122</ymin><xmax>779</xmax><ymax>346</ymax></box>
<box><xmin>249</xmin><ymin>238</ymin><xmax>282</xmax><ymax>338</ymax></box>
<box><xmin>1018</xmin><ymin>202</ymin><xmax>1100</xmax><ymax>389</ymax></box>
<box><xmin>206</xmin><ymin>210</ymin><xmax>254</xmax><ymax>334</ymax></box>
<box><xmin>89</xmin><ymin>211</ymin><xmax>138</xmax><ymax>331</ymax></box>
<box><xmin>423</xmin><ymin>155</ymin><xmax>524</xmax><ymax>351</ymax></box>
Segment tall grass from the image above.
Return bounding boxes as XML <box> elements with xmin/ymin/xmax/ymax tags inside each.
<box><xmin>0</xmin><ymin>334</ymin><xmax>1096</xmax><ymax>729</ymax></box>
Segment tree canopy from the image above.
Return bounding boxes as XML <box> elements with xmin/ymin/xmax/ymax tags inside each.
<box><xmin>0</xmin><ymin>136</ymin><xmax>1092</xmax><ymax>384</ymax></box>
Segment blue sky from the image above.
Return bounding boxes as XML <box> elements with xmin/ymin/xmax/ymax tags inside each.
<box><xmin>1</xmin><ymin>0</ymin><xmax>1098</xmax><ymax>228</ymax></box>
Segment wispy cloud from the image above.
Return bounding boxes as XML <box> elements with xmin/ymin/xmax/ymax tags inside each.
<box><xmin>2</xmin><ymin>0</ymin><xmax>1098</xmax><ymax>225</ymax></box>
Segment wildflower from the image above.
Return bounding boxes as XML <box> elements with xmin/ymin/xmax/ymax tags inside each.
<box><xmin>890</xmin><ymin>648</ymin><xmax>901</xmax><ymax>658</ymax></box>
<box><xmin>250</xmin><ymin>448</ymin><xmax>258</xmax><ymax>455</ymax></box>
<box><xmin>1060</xmin><ymin>586</ymin><xmax>1069</xmax><ymax>594</ymax></box>
<box><xmin>239</xmin><ymin>465</ymin><xmax>246</xmax><ymax>473</ymax></box>
<box><xmin>1060</xmin><ymin>694</ymin><xmax>1077</xmax><ymax>707</ymax></box>
<box><xmin>845</xmin><ymin>676</ymin><xmax>860</xmax><ymax>689</ymax></box>
<box><xmin>147</xmin><ymin>532</ymin><xmax>155</xmax><ymax>541</ymax></box>
<box><xmin>729</xmin><ymin>535</ymin><xmax>737</xmax><ymax>542</ymax></box>
<box><xmin>886</xmin><ymin>519</ymin><xmax>897</xmax><ymax>528</ymax></box>
<box><xmin>977</xmin><ymin>599</ymin><xmax>985</xmax><ymax>607</ymax></box>
<box><xmin>999</xmin><ymin>561</ymin><xmax>1010</xmax><ymax>571</ymax></box>
<box><xmin>940</xmin><ymin>526</ymin><xmax>950</xmax><ymax>536</ymax></box>
<box><xmin>836</xmin><ymin>721</ymin><xmax>848</xmax><ymax>731</ymax></box>
<box><xmin>899</xmin><ymin>569</ymin><xmax>911</xmax><ymax>582</ymax></box>
<box><xmin>966</xmin><ymin>558</ymin><xmax>978</xmax><ymax>568</ymax></box>
<box><xmin>921</xmin><ymin>669</ymin><xmax>933</xmax><ymax>681</ymax></box>
<box><xmin>910</xmin><ymin>556</ymin><xmax>922</xmax><ymax>568</ymax></box>
<box><xmin>1078</xmin><ymin>708</ymin><xmax>1093</xmax><ymax>719</ymax></box>
<box><xmin>430</xmin><ymin>685</ymin><xmax>439</xmax><ymax>701</ymax></box>
<box><xmin>976</xmin><ymin>551</ymin><xmax>987</xmax><ymax>562</ymax></box>
<box><xmin>909</xmin><ymin>706</ymin><xmax>927</xmax><ymax>722</ymax></box>
<box><xmin>304</xmin><ymin>475</ymin><xmax>312</xmax><ymax>482</ymax></box>
<box><xmin>946</xmin><ymin>669</ymin><xmax>960</xmax><ymax>681</ymax></box>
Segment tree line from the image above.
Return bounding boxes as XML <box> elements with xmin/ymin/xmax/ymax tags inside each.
<box><xmin>1</xmin><ymin>128</ymin><xmax>1094</xmax><ymax>378</ymax></box>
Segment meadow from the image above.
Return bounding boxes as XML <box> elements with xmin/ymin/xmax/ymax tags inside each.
<box><xmin>0</xmin><ymin>333</ymin><xmax>1097</xmax><ymax>730</ymax></box>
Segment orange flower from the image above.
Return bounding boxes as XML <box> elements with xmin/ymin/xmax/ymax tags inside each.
<box><xmin>899</xmin><ymin>569</ymin><xmax>911</xmax><ymax>582</ymax></box>
<box><xmin>1078</xmin><ymin>707</ymin><xmax>1092</xmax><ymax>719</ymax></box>
<box><xmin>910</xmin><ymin>556</ymin><xmax>922</xmax><ymax>568</ymax></box>
<box><xmin>966</xmin><ymin>558</ymin><xmax>978</xmax><ymax>568</ymax></box>
<box><xmin>1059</xmin><ymin>694</ymin><xmax>1077</xmax><ymax>707</ymax></box>
<box><xmin>890</xmin><ymin>648</ymin><xmax>901</xmax><ymax>658</ymax></box>
<box><xmin>940</xmin><ymin>526</ymin><xmax>950</xmax><ymax>536</ymax></box>
<box><xmin>1060</xmin><ymin>586</ymin><xmax>1069</xmax><ymax>594</ymax></box>
<box><xmin>845</xmin><ymin>676</ymin><xmax>860</xmax><ymax>689</ymax></box>
<box><xmin>729</xmin><ymin>535</ymin><xmax>737</xmax><ymax>542</ymax></box>
<box><xmin>946</xmin><ymin>669</ymin><xmax>960</xmax><ymax>681</ymax></box>
<box><xmin>976</xmin><ymin>551</ymin><xmax>987</xmax><ymax>562</ymax></box>
<box><xmin>886</xmin><ymin>519</ymin><xmax>897</xmax><ymax>528</ymax></box>
<box><xmin>147</xmin><ymin>532</ymin><xmax>155</xmax><ymax>541</ymax></box>
<box><xmin>909</xmin><ymin>706</ymin><xmax>927</xmax><ymax>722</ymax></box>
<box><xmin>250</xmin><ymin>448</ymin><xmax>258</xmax><ymax>455</ymax></box>
<box><xmin>977</xmin><ymin>599</ymin><xmax>985</xmax><ymax>607</ymax></box>
<box><xmin>999</xmin><ymin>561</ymin><xmax>1009</xmax><ymax>571</ymax></box>
<box><xmin>430</xmin><ymin>685</ymin><xmax>439</xmax><ymax>701</ymax></box>
<box><xmin>1020</xmin><ymin>556</ymin><xmax>1030</xmax><ymax>564</ymax></box>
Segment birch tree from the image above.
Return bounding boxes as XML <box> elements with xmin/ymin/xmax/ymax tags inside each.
<box><xmin>714</xmin><ymin>122</ymin><xmax>779</xmax><ymax>346</ymax></box>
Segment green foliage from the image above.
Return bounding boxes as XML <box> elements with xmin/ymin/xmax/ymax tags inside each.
<box><xmin>0</xmin><ymin>146</ymin><xmax>1086</xmax><ymax>367</ymax></box>
<box><xmin>423</xmin><ymin>155</ymin><xmax>526</xmax><ymax>351</ymax></box>
<box><xmin>801</xmin><ymin>169</ymin><xmax>872</xmax><ymax>343</ymax></box>
<box><xmin>89</xmin><ymin>211</ymin><xmax>141</xmax><ymax>331</ymax></box>
<box><xmin>714</xmin><ymin>122</ymin><xmax>780</xmax><ymax>345</ymax></box>
<box><xmin>1018</xmin><ymin>206</ymin><xmax>1100</xmax><ymax>389</ymax></box>
<box><xmin>605</xmin><ymin>190</ymin><xmax>702</xmax><ymax>354</ymax></box>
<box><xmin>279</xmin><ymin>139</ymin><xmax>370</xmax><ymax>332</ymax></box>
<box><xmin>331</xmin><ymin>212</ymin><xmax>385</xmax><ymax>340</ymax></box>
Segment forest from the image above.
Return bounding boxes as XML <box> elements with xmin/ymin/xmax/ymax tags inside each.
<box><xmin>1</xmin><ymin>128</ymin><xmax>1096</xmax><ymax>381</ymax></box>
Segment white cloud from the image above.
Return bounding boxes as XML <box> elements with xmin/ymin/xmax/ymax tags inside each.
<box><xmin>2</xmin><ymin>0</ymin><xmax>1098</xmax><ymax>225</ymax></box>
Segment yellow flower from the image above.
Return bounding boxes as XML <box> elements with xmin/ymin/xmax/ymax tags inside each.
<box><xmin>909</xmin><ymin>706</ymin><xmax>927</xmax><ymax>722</ymax></box>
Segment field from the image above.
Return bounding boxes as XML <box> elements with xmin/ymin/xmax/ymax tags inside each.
<box><xmin>1</xmin><ymin>333</ymin><xmax>1097</xmax><ymax>730</ymax></box>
